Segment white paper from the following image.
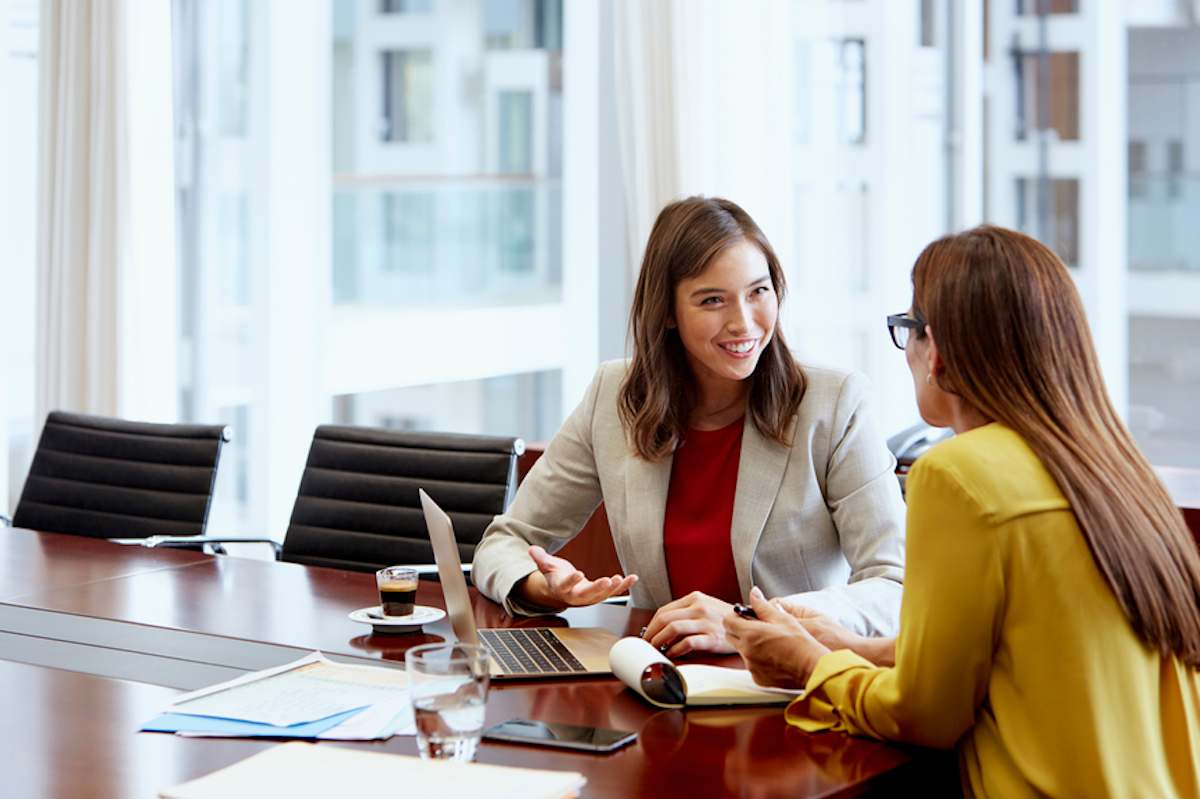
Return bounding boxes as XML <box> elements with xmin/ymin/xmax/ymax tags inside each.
<box><xmin>159</xmin><ymin>742</ymin><xmax>586</xmax><ymax>799</ymax></box>
<box><xmin>167</xmin><ymin>652</ymin><xmax>411</xmax><ymax>728</ymax></box>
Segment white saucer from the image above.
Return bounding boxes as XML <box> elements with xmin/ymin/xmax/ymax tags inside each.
<box><xmin>348</xmin><ymin>605</ymin><xmax>446</xmax><ymax>635</ymax></box>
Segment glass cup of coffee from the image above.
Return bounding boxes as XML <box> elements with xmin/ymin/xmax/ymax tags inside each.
<box><xmin>405</xmin><ymin>642</ymin><xmax>491</xmax><ymax>761</ymax></box>
<box><xmin>376</xmin><ymin>566</ymin><xmax>419</xmax><ymax>617</ymax></box>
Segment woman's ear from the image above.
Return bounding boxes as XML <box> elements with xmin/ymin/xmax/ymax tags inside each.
<box><xmin>924</xmin><ymin>326</ymin><xmax>942</xmax><ymax>377</ymax></box>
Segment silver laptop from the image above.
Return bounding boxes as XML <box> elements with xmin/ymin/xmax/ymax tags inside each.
<box><xmin>419</xmin><ymin>489</ymin><xmax>617</xmax><ymax>679</ymax></box>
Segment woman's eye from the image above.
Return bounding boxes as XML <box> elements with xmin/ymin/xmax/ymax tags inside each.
<box><xmin>700</xmin><ymin>296</ymin><xmax>722</xmax><ymax>306</ymax></box>
<box><xmin>752</xmin><ymin>285</ymin><xmax>771</xmax><ymax>296</ymax></box>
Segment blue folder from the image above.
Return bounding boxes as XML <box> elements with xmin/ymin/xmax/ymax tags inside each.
<box><xmin>140</xmin><ymin>705</ymin><xmax>366</xmax><ymax>738</ymax></box>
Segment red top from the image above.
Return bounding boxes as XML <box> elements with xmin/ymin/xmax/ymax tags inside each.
<box><xmin>662</xmin><ymin>416</ymin><xmax>745</xmax><ymax>603</ymax></box>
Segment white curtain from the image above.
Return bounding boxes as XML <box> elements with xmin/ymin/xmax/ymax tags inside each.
<box><xmin>611</xmin><ymin>0</ymin><xmax>796</xmax><ymax>278</ymax></box>
<box><xmin>36</xmin><ymin>0</ymin><xmax>177</xmax><ymax>425</ymax></box>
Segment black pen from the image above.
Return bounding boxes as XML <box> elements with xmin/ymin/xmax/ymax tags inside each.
<box><xmin>732</xmin><ymin>603</ymin><xmax>758</xmax><ymax>620</ymax></box>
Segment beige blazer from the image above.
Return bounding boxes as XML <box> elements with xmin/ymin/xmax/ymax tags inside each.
<box><xmin>472</xmin><ymin>360</ymin><xmax>907</xmax><ymax>636</ymax></box>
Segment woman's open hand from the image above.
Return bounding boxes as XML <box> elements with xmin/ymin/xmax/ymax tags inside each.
<box><xmin>723</xmin><ymin>587</ymin><xmax>831</xmax><ymax>689</ymax></box>
<box><xmin>517</xmin><ymin>545</ymin><xmax>638</xmax><ymax>610</ymax></box>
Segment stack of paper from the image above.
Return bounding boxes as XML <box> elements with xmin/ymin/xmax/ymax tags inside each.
<box><xmin>142</xmin><ymin>652</ymin><xmax>414</xmax><ymax>740</ymax></box>
<box><xmin>160</xmin><ymin>743</ymin><xmax>586</xmax><ymax>799</ymax></box>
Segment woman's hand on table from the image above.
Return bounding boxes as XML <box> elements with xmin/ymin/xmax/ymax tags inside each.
<box><xmin>643</xmin><ymin>591</ymin><xmax>739</xmax><ymax>657</ymax></box>
<box><xmin>723</xmin><ymin>587</ymin><xmax>830</xmax><ymax>689</ymax></box>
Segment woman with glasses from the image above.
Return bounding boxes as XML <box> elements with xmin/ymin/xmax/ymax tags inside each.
<box><xmin>726</xmin><ymin>225</ymin><xmax>1200</xmax><ymax>797</ymax></box>
<box><xmin>472</xmin><ymin>196</ymin><xmax>906</xmax><ymax>656</ymax></box>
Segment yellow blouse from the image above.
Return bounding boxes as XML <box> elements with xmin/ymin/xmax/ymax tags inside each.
<box><xmin>787</xmin><ymin>423</ymin><xmax>1200</xmax><ymax>798</ymax></box>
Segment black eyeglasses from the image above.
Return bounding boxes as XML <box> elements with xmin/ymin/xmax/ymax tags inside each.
<box><xmin>886</xmin><ymin>312</ymin><xmax>925</xmax><ymax>350</ymax></box>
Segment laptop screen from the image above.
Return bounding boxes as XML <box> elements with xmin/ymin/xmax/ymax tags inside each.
<box><xmin>419</xmin><ymin>489</ymin><xmax>481</xmax><ymax>646</ymax></box>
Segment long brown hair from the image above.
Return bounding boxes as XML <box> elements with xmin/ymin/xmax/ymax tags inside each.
<box><xmin>913</xmin><ymin>225</ymin><xmax>1200</xmax><ymax>667</ymax></box>
<box><xmin>618</xmin><ymin>196</ymin><xmax>805</xmax><ymax>461</ymax></box>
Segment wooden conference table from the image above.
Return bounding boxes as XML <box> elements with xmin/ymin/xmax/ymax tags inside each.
<box><xmin>0</xmin><ymin>528</ymin><xmax>951</xmax><ymax>798</ymax></box>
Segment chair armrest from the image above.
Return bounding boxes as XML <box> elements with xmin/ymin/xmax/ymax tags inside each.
<box><xmin>108</xmin><ymin>535</ymin><xmax>282</xmax><ymax>559</ymax></box>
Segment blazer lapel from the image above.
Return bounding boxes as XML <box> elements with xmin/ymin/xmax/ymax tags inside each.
<box><xmin>729</xmin><ymin>416</ymin><xmax>791</xmax><ymax>600</ymax></box>
<box><xmin>623</xmin><ymin>451</ymin><xmax>674</xmax><ymax>607</ymax></box>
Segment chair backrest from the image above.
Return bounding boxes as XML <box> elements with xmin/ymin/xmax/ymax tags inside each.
<box><xmin>281</xmin><ymin>425</ymin><xmax>524</xmax><ymax>572</ymax></box>
<box><xmin>11</xmin><ymin>411</ymin><xmax>230</xmax><ymax>539</ymax></box>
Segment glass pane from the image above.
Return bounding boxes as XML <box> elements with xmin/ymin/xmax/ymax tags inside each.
<box><xmin>337</xmin><ymin>1</ymin><xmax>562</xmax><ymax>308</ymax></box>
<box><xmin>836</xmin><ymin>39</ymin><xmax>866</xmax><ymax>144</ymax></box>
<box><xmin>1015</xmin><ymin>177</ymin><xmax>1079</xmax><ymax>267</ymax></box>
<box><xmin>380</xmin><ymin>49</ymin><xmax>433</xmax><ymax>143</ymax></box>
<box><xmin>498</xmin><ymin>90</ymin><xmax>533</xmax><ymax>174</ymax></box>
<box><xmin>1129</xmin><ymin>317</ymin><xmax>1200</xmax><ymax>468</ymax></box>
<box><xmin>333</xmin><ymin>370</ymin><xmax>563</xmax><ymax>443</ymax></box>
<box><xmin>332</xmin><ymin>179</ymin><xmax>561</xmax><ymax>305</ymax></box>
<box><xmin>1015</xmin><ymin>51</ymin><xmax>1079</xmax><ymax>142</ymax></box>
<box><xmin>485</xmin><ymin>0</ymin><xmax>561</xmax><ymax>50</ymax></box>
<box><xmin>1129</xmin><ymin>175</ymin><xmax>1200</xmax><ymax>272</ymax></box>
<box><xmin>793</xmin><ymin>40</ymin><xmax>811</xmax><ymax>146</ymax></box>
<box><xmin>379</xmin><ymin>0</ymin><xmax>433</xmax><ymax>13</ymax></box>
<box><xmin>3</xmin><ymin>0</ymin><xmax>39</xmax><ymax>508</ymax></box>
<box><xmin>215</xmin><ymin>0</ymin><xmax>250</xmax><ymax>136</ymax></box>
<box><xmin>1015</xmin><ymin>0</ymin><xmax>1079</xmax><ymax>15</ymax></box>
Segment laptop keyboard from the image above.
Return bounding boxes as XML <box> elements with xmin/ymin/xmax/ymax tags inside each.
<box><xmin>478</xmin><ymin>628</ymin><xmax>587</xmax><ymax>674</ymax></box>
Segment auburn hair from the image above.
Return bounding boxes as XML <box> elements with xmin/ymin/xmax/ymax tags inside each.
<box><xmin>912</xmin><ymin>225</ymin><xmax>1200</xmax><ymax>668</ymax></box>
<box><xmin>618</xmin><ymin>196</ymin><xmax>805</xmax><ymax>461</ymax></box>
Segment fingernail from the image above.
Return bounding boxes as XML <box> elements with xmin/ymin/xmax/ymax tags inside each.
<box><xmin>751</xmin><ymin>586</ymin><xmax>764</xmax><ymax>598</ymax></box>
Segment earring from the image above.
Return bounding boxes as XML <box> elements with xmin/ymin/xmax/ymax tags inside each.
<box><xmin>926</xmin><ymin>373</ymin><xmax>933</xmax><ymax>386</ymax></box>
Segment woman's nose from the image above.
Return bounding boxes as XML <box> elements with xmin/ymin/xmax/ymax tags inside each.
<box><xmin>726</xmin><ymin>301</ymin><xmax>752</xmax><ymax>334</ymax></box>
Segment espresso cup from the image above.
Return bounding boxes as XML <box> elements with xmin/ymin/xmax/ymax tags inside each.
<box><xmin>376</xmin><ymin>566</ymin><xmax>419</xmax><ymax>617</ymax></box>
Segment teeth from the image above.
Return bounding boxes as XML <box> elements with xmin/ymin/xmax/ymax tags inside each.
<box><xmin>724</xmin><ymin>341</ymin><xmax>754</xmax><ymax>353</ymax></box>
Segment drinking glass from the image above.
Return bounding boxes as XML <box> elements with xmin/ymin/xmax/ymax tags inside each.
<box><xmin>376</xmin><ymin>566</ymin><xmax>419</xmax><ymax>617</ymax></box>
<box><xmin>405</xmin><ymin>642</ymin><xmax>491</xmax><ymax>761</ymax></box>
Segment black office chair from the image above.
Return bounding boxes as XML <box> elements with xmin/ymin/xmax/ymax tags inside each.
<box><xmin>146</xmin><ymin>425</ymin><xmax>524</xmax><ymax>573</ymax></box>
<box><xmin>5</xmin><ymin>411</ymin><xmax>229</xmax><ymax>539</ymax></box>
<box><xmin>888</xmin><ymin>422</ymin><xmax>953</xmax><ymax>496</ymax></box>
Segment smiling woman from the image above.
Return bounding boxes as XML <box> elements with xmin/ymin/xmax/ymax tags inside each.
<box><xmin>471</xmin><ymin>196</ymin><xmax>908</xmax><ymax>657</ymax></box>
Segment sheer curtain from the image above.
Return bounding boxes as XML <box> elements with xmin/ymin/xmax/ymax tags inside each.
<box><xmin>611</xmin><ymin>0</ymin><xmax>795</xmax><ymax>278</ymax></box>
<box><xmin>35</xmin><ymin>0</ymin><xmax>176</xmax><ymax>426</ymax></box>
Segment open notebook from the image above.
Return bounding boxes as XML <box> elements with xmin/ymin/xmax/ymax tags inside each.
<box><xmin>159</xmin><ymin>743</ymin><xmax>585</xmax><ymax>799</ymax></box>
<box><xmin>609</xmin><ymin>637</ymin><xmax>804</xmax><ymax>709</ymax></box>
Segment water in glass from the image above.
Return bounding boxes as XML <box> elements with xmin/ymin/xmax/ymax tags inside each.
<box><xmin>405</xmin><ymin>643</ymin><xmax>490</xmax><ymax>762</ymax></box>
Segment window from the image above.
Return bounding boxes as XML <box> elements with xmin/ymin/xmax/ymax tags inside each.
<box><xmin>793</xmin><ymin>41</ymin><xmax>811</xmax><ymax>146</ymax></box>
<box><xmin>485</xmin><ymin>0</ymin><xmax>562</xmax><ymax>50</ymax></box>
<box><xmin>173</xmin><ymin>1</ymin><xmax>577</xmax><ymax>534</ymax></box>
<box><xmin>1014</xmin><ymin>51</ymin><xmax>1079</xmax><ymax>142</ymax></box>
<box><xmin>1129</xmin><ymin>317</ymin><xmax>1200</xmax><ymax>468</ymax></box>
<box><xmin>1015</xmin><ymin>0</ymin><xmax>1079</xmax><ymax>15</ymax></box>
<box><xmin>498</xmin><ymin>90</ymin><xmax>534</xmax><ymax>174</ymax></box>
<box><xmin>1015</xmin><ymin>177</ymin><xmax>1079</xmax><ymax>267</ymax></box>
<box><xmin>2</xmin><ymin>0</ymin><xmax>39</xmax><ymax>511</ymax></box>
<box><xmin>836</xmin><ymin>39</ymin><xmax>866</xmax><ymax>145</ymax></box>
<box><xmin>379</xmin><ymin>191</ymin><xmax>435</xmax><ymax>274</ymax></box>
<box><xmin>1128</xmin><ymin>140</ymin><xmax>1147</xmax><ymax>199</ymax></box>
<box><xmin>1167</xmin><ymin>140</ymin><xmax>1184</xmax><ymax>200</ymax></box>
<box><xmin>919</xmin><ymin>0</ymin><xmax>937</xmax><ymax>48</ymax></box>
<box><xmin>379</xmin><ymin>0</ymin><xmax>432</xmax><ymax>13</ymax></box>
<box><xmin>380</xmin><ymin>49</ymin><xmax>433</xmax><ymax>143</ymax></box>
<box><xmin>333</xmin><ymin>371</ymin><xmax>563</xmax><ymax>442</ymax></box>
